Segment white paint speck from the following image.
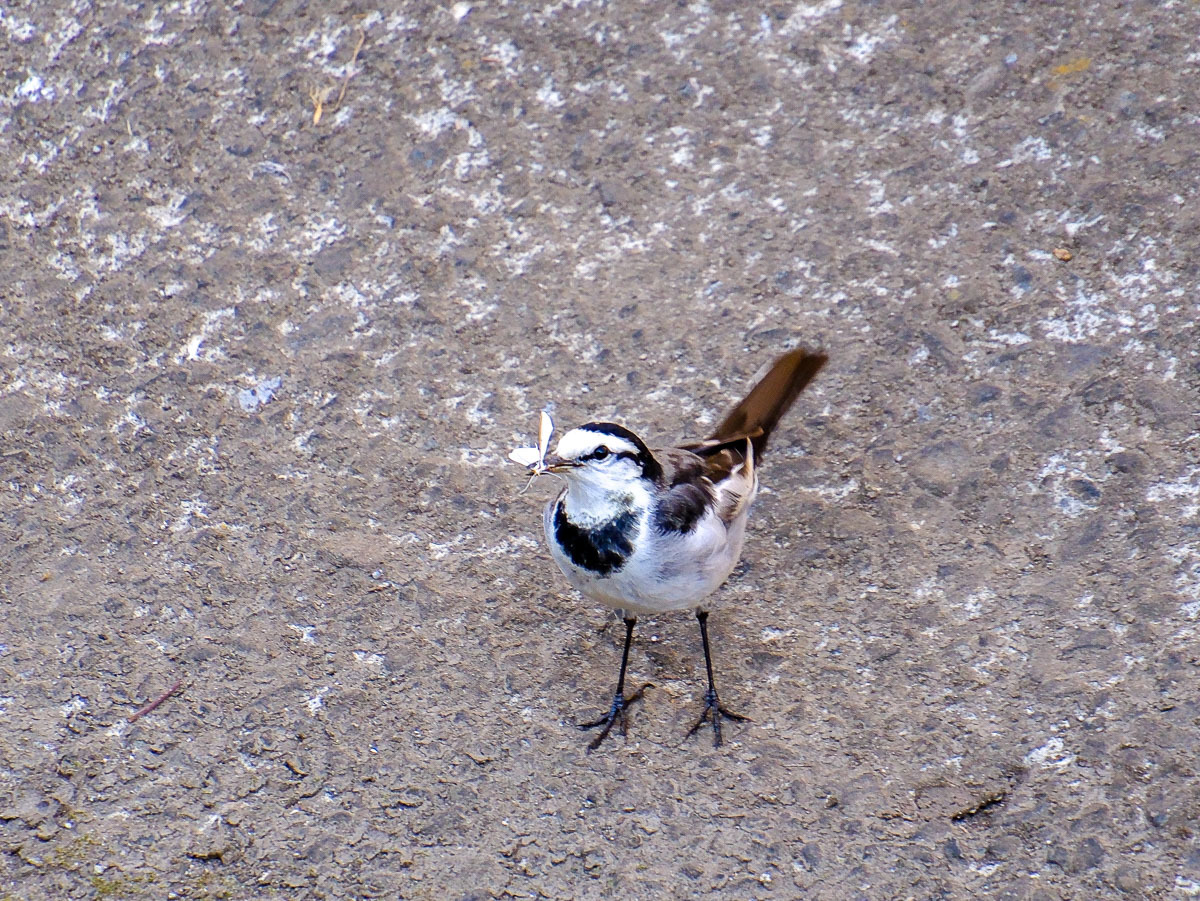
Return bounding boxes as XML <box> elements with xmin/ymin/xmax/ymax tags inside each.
<box><xmin>1174</xmin><ymin>877</ymin><xmax>1200</xmax><ymax>897</ymax></box>
<box><xmin>780</xmin><ymin>0</ymin><xmax>844</xmax><ymax>35</ymax></box>
<box><xmin>353</xmin><ymin>651</ymin><xmax>388</xmax><ymax>670</ymax></box>
<box><xmin>61</xmin><ymin>696</ymin><xmax>87</xmax><ymax>718</ymax></box>
<box><xmin>306</xmin><ymin>686</ymin><xmax>330</xmax><ymax>714</ymax></box>
<box><xmin>238</xmin><ymin>376</ymin><xmax>282</xmax><ymax>412</ymax></box>
<box><xmin>175</xmin><ymin>307</ymin><xmax>236</xmax><ymax>364</ymax></box>
<box><xmin>536</xmin><ymin>80</ymin><xmax>564</xmax><ymax>109</ymax></box>
<box><xmin>168</xmin><ymin>499</ymin><xmax>210</xmax><ymax>533</ymax></box>
<box><xmin>145</xmin><ymin>192</ymin><xmax>189</xmax><ymax>229</ymax></box>
<box><xmin>16</xmin><ymin>73</ymin><xmax>54</xmax><ymax>102</ymax></box>
<box><xmin>1147</xmin><ymin>467</ymin><xmax>1200</xmax><ymax>515</ymax></box>
<box><xmin>1024</xmin><ymin>736</ymin><xmax>1075</xmax><ymax>768</ymax></box>
<box><xmin>289</xmin><ymin>624</ymin><xmax>318</xmax><ymax>644</ymax></box>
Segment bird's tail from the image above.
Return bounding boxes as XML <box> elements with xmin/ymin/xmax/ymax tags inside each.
<box><xmin>708</xmin><ymin>348</ymin><xmax>827</xmax><ymax>459</ymax></box>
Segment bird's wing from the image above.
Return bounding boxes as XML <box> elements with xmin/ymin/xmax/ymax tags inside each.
<box><xmin>703</xmin><ymin>441</ymin><xmax>756</xmax><ymax>524</ymax></box>
<box><xmin>653</xmin><ymin>445</ymin><xmax>756</xmax><ymax>530</ymax></box>
<box><xmin>650</xmin><ymin>448</ymin><xmax>712</xmax><ymax>534</ymax></box>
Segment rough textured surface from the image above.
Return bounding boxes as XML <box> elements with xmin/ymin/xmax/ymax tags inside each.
<box><xmin>2</xmin><ymin>1</ymin><xmax>1198</xmax><ymax>898</ymax></box>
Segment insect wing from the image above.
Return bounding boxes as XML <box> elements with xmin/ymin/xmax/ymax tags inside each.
<box><xmin>509</xmin><ymin>446</ymin><xmax>542</xmax><ymax>467</ymax></box>
<box><xmin>536</xmin><ymin>411</ymin><xmax>553</xmax><ymax>467</ymax></box>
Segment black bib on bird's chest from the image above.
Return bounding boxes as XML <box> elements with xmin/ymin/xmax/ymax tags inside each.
<box><xmin>553</xmin><ymin>501</ymin><xmax>637</xmax><ymax>575</ymax></box>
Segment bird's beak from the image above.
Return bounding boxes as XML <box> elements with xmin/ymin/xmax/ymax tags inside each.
<box><xmin>541</xmin><ymin>454</ymin><xmax>577</xmax><ymax>472</ymax></box>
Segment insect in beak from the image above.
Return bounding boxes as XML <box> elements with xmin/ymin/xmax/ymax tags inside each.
<box><xmin>508</xmin><ymin>411</ymin><xmax>555</xmax><ymax>492</ymax></box>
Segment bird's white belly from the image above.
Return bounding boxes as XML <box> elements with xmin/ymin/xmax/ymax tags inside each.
<box><xmin>544</xmin><ymin>504</ymin><xmax>749</xmax><ymax>615</ymax></box>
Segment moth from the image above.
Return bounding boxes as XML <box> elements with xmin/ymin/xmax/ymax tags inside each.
<box><xmin>508</xmin><ymin>410</ymin><xmax>554</xmax><ymax>491</ymax></box>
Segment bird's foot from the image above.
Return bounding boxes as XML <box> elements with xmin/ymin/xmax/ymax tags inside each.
<box><xmin>579</xmin><ymin>683</ymin><xmax>651</xmax><ymax>751</ymax></box>
<box><xmin>686</xmin><ymin>687</ymin><xmax>748</xmax><ymax>747</ymax></box>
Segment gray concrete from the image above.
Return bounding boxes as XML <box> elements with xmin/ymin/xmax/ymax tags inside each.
<box><xmin>2</xmin><ymin>1</ymin><xmax>1197</xmax><ymax>898</ymax></box>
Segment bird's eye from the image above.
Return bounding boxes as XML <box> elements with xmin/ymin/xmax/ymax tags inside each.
<box><xmin>591</xmin><ymin>445</ymin><xmax>609</xmax><ymax>461</ymax></box>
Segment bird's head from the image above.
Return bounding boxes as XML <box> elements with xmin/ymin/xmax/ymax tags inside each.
<box><xmin>544</xmin><ymin>422</ymin><xmax>662</xmax><ymax>498</ymax></box>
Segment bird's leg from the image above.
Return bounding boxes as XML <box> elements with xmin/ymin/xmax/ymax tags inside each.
<box><xmin>579</xmin><ymin>616</ymin><xmax>648</xmax><ymax>750</ymax></box>
<box><xmin>687</xmin><ymin>609</ymin><xmax>747</xmax><ymax>747</ymax></box>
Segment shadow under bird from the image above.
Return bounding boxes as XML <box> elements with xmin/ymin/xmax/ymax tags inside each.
<box><xmin>514</xmin><ymin>348</ymin><xmax>828</xmax><ymax>749</ymax></box>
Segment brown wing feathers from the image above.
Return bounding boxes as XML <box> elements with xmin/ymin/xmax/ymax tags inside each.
<box><xmin>649</xmin><ymin>348</ymin><xmax>825</xmax><ymax>534</ymax></box>
<box><xmin>709</xmin><ymin>348</ymin><xmax>827</xmax><ymax>459</ymax></box>
<box><xmin>654</xmin><ymin>348</ymin><xmax>825</xmax><ymax>529</ymax></box>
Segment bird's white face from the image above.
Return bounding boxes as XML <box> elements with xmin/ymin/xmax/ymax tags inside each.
<box><xmin>548</xmin><ymin>426</ymin><xmax>653</xmax><ymax>522</ymax></box>
<box><xmin>551</xmin><ymin>427</ymin><xmax>644</xmax><ymax>482</ymax></box>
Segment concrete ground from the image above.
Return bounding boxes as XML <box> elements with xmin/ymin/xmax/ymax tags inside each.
<box><xmin>1</xmin><ymin>1</ymin><xmax>1198</xmax><ymax>898</ymax></box>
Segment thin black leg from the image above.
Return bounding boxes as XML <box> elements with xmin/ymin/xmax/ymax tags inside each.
<box><xmin>687</xmin><ymin>609</ymin><xmax>747</xmax><ymax>747</ymax></box>
<box><xmin>579</xmin><ymin>617</ymin><xmax>649</xmax><ymax>750</ymax></box>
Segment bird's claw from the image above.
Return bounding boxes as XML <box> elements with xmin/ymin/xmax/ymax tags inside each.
<box><xmin>579</xmin><ymin>683</ymin><xmax>651</xmax><ymax>750</ymax></box>
<box><xmin>686</xmin><ymin>687</ymin><xmax>748</xmax><ymax>747</ymax></box>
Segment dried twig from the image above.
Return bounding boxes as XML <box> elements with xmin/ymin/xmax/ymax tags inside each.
<box><xmin>310</xmin><ymin>28</ymin><xmax>367</xmax><ymax>125</ymax></box>
<box><xmin>333</xmin><ymin>29</ymin><xmax>367</xmax><ymax>110</ymax></box>
<box><xmin>129</xmin><ymin>678</ymin><xmax>184</xmax><ymax>722</ymax></box>
<box><xmin>310</xmin><ymin>85</ymin><xmax>333</xmax><ymax>125</ymax></box>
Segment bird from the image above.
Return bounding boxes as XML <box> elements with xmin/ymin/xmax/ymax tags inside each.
<box><xmin>515</xmin><ymin>348</ymin><xmax>827</xmax><ymax>749</ymax></box>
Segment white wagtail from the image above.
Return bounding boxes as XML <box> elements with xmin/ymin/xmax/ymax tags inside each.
<box><xmin>511</xmin><ymin>348</ymin><xmax>827</xmax><ymax>749</ymax></box>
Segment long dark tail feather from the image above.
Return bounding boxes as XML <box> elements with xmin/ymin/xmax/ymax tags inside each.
<box><xmin>709</xmin><ymin>348</ymin><xmax>827</xmax><ymax>458</ymax></box>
